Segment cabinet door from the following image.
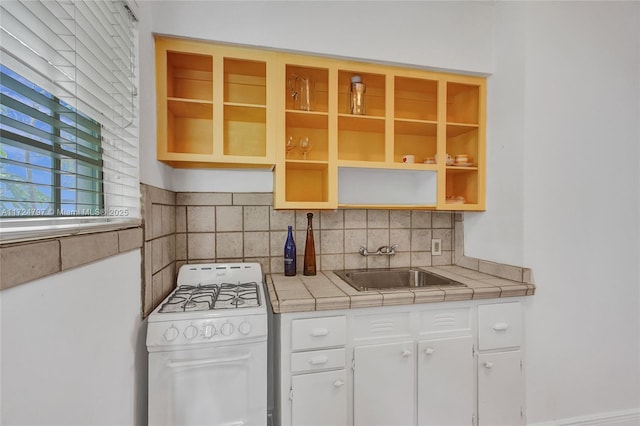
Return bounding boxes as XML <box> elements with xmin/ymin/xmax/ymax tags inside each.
<box><xmin>417</xmin><ymin>335</ymin><xmax>474</xmax><ymax>426</ymax></box>
<box><xmin>291</xmin><ymin>369</ymin><xmax>347</xmax><ymax>426</ymax></box>
<box><xmin>478</xmin><ymin>350</ymin><xmax>524</xmax><ymax>426</ymax></box>
<box><xmin>353</xmin><ymin>341</ymin><xmax>414</xmax><ymax>426</ymax></box>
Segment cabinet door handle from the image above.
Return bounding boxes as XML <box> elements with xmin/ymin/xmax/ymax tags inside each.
<box><xmin>425</xmin><ymin>347</ymin><xmax>435</xmax><ymax>355</ymax></box>
<box><xmin>492</xmin><ymin>322</ymin><xmax>509</xmax><ymax>331</ymax></box>
<box><xmin>310</xmin><ymin>328</ymin><xmax>329</xmax><ymax>337</ymax></box>
<box><xmin>309</xmin><ymin>356</ymin><xmax>329</xmax><ymax>365</ymax></box>
<box><xmin>401</xmin><ymin>349</ymin><xmax>412</xmax><ymax>357</ymax></box>
<box><xmin>333</xmin><ymin>380</ymin><xmax>345</xmax><ymax>387</ymax></box>
<box><xmin>484</xmin><ymin>362</ymin><xmax>494</xmax><ymax>369</ymax></box>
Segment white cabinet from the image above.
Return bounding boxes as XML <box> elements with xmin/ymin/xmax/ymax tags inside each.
<box><xmin>291</xmin><ymin>369</ymin><xmax>347</xmax><ymax>426</ymax></box>
<box><xmin>281</xmin><ymin>315</ymin><xmax>348</xmax><ymax>426</ymax></box>
<box><xmin>417</xmin><ymin>335</ymin><xmax>474</xmax><ymax>426</ymax></box>
<box><xmin>353</xmin><ymin>341</ymin><xmax>415</xmax><ymax>426</ymax></box>
<box><xmin>478</xmin><ymin>351</ymin><xmax>524</xmax><ymax>426</ymax></box>
<box><xmin>477</xmin><ymin>302</ymin><xmax>524</xmax><ymax>426</ymax></box>
<box><xmin>274</xmin><ymin>299</ymin><xmax>526</xmax><ymax>426</ymax></box>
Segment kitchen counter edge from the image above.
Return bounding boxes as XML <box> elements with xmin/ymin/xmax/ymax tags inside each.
<box><xmin>266</xmin><ymin>264</ymin><xmax>535</xmax><ymax>314</ymax></box>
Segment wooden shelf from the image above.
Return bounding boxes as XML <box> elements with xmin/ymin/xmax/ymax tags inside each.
<box><xmin>395</xmin><ymin>76</ymin><xmax>438</xmax><ymax>121</ymax></box>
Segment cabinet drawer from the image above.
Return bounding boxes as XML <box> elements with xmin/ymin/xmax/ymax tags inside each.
<box><xmin>478</xmin><ymin>302</ymin><xmax>522</xmax><ymax>350</ymax></box>
<box><xmin>291</xmin><ymin>316</ymin><xmax>346</xmax><ymax>351</ymax></box>
<box><xmin>420</xmin><ymin>307</ymin><xmax>470</xmax><ymax>335</ymax></box>
<box><xmin>291</xmin><ymin>348</ymin><xmax>346</xmax><ymax>373</ymax></box>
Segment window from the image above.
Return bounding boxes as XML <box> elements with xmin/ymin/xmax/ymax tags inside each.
<box><xmin>1</xmin><ymin>65</ymin><xmax>104</xmax><ymax>217</ymax></box>
<box><xmin>0</xmin><ymin>0</ymin><xmax>139</xmax><ymax>242</ymax></box>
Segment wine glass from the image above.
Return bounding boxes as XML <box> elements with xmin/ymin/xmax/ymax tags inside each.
<box><xmin>285</xmin><ymin>136</ymin><xmax>297</xmax><ymax>159</ymax></box>
<box><xmin>298</xmin><ymin>137</ymin><xmax>312</xmax><ymax>160</ymax></box>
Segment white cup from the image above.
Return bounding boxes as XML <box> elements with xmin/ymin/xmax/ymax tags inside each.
<box><xmin>455</xmin><ymin>154</ymin><xmax>469</xmax><ymax>165</ymax></box>
<box><xmin>402</xmin><ymin>154</ymin><xmax>415</xmax><ymax>164</ymax></box>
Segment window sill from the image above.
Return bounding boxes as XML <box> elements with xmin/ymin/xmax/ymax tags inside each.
<box><xmin>0</xmin><ymin>224</ymin><xmax>143</xmax><ymax>291</ymax></box>
<box><xmin>0</xmin><ymin>217</ymin><xmax>141</xmax><ymax>244</ymax></box>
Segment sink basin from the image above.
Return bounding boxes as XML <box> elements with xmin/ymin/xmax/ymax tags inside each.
<box><xmin>333</xmin><ymin>268</ymin><xmax>465</xmax><ymax>292</ymax></box>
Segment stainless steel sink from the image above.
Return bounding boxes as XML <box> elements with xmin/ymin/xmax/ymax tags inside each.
<box><xmin>333</xmin><ymin>268</ymin><xmax>465</xmax><ymax>292</ymax></box>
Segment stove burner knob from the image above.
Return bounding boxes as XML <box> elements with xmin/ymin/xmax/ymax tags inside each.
<box><xmin>203</xmin><ymin>324</ymin><xmax>216</xmax><ymax>339</ymax></box>
<box><xmin>164</xmin><ymin>326</ymin><xmax>179</xmax><ymax>342</ymax></box>
<box><xmin>238</xmin><ymin>321</ymin><xmax>252</xmax><ymax>335</ymax></box>
<box><xmin>184</xmin><ymin>325</ymin><xmax>198</xmax><ymax>340</ymax></box>
<box><xmin>221</xmin><ymin>322</ymin><xmax>234</xmax><ymax>336</ymax></box>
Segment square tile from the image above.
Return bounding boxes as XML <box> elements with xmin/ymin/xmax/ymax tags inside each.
<box><xmin>390</xmin><ymin>210</ymin><xmax>411</xmax><ymax>228</ymax></box>
<box><xmin>244</xmin><ymin>206</ymin><xmax>270</xmax><ymax>231</ymax></box>
<box><xmin>216</xmin><ymin>232</ymin><xmax>243</xmax><ymax>258</ymax></box>
<box><xmin>216</xmin><ymin>206</ymin><xmax>243</xmax><ymax>231</ymax></box>
<box><xmin>345</xmin><ymin>229</ymin><xmax>366</xmax><ymax>254</ymax></box>
<box><xmin>367</xmin><ymin>210</ymin><xmax>389</xmax><ymax>228</ymax></box>
<box><xmin>296</xmin><ymin>210</ymin><xmax>319</xmax><ymax>230</ymax></box>
<box><xmin>244</xmin><ymin>231</ymin><xmax>270</xmax><ymax>257</ymax></box>
<box><xmin>390</xmin><ymin>252</ymin><xmax>410</xmax><ymax>268</ymax></box>
<box><xmin>411</xmin><ymin>211</ymin><xmax>431</xmax><ymax>228</ymax></box>
<box><xmin>411</xmin><ymin>251</ymin><xmax>431</xmax><ymax>267</ymax></box>
<box><xmin>152</xmin><ymin>204</ymin><xmax>162</xmax><ymax>238</ymax></box>
<box><xmin>345</xmin><ymin>253</ymin><xmax>367</xmax><ymax>270</ymax></box>
<box><xmin>270</xmin><ymin>208</ymin><xmax>295</xmax><ymax>231</ymax></box>
<box><xmin>432</xmin><ymin>211</ymin><xmax>453</xmax><ymax>228</ymax></box>
<box><xmin>432</xmin><ymin>228</ymin><xmax>452</xmax><ymax>251</ymax></box>
<box><xmin>175</xmin><ymin>233</ymin><xmax>187</xmax><ymax>260</ymax></box>
<box><xmin>390</xmin><ymin>229</ymin><xmax>410</xmax><ymax>252</ymax></box>
<box><xmin>411</xmin><ymin>229</ymin><xmax>431</xmax><ymax>251</ymax></box>
<box><xmin>321</xmin><ymin>254</ymin><xmax>344</xmax><ymax>271</ymax></box>
<box><xmin>175</xmin><ymin>206</ymin><xmax>187</xmax><ymax>232</ymax></box>
<box><xmin>188</xmin><ymin>233</ymin><xmax>215</xmax><ymax>260</ymax></box>
<box><xmin>188</xmin><ymin>206</ymin><xmax>215</xmax><ymax>232</ymax></box>
<box><xmin>367</xmin><ymin>229</ymin><xmax>389</xmax><ymax>249</ymax></box>
<box><xmin>344</xmin><ymin>209</ymin><xmax>367</xmax><ymax>229</ymax></box>
<box><xmin>320</xmin><ymin>210</ymin><xmax>344</xmax><ymax>229</ymax></box>
<box><xmin>320</xmin><ymin>229</ymin><xmax>344</xmax><ymax>254</ymax></box>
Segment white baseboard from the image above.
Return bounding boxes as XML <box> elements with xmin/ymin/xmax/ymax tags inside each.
<box><xmin>528</xmin><ymin>408</ymin><xmax>640</xmax><ymax>426</ymax></box>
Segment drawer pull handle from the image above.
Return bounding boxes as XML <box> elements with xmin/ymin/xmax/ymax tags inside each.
<box><xmin>484</xmin><ymin>362</ymin><xmax>494</xmax><ymax>369</ymax></box>
<box><xmin>425</xmin><ymin>348</ymin><xmax>435</xmax><ymax>355</ymax></box>
<box><xmin>309</xmin><ymin>356</ymin><xmax>329</xmax><ymax>365</ymax></box>
<box><xmin>492</xmin><ymin>322</ymin><xmax>509</xmax><ymax>331</ymax></box>
<box><xmin>333</xmin><ymin>380</ymin><xmax>345</xmax><ymax>387</ymax></box>
<box><xmin>401</xmin><ymin>349</ymin><xmax>412</xmax><ymax>357</ymax></box>
<box><xmin>310</xmin><ymin>328</ymin><xmax>329</xmax><ymax>337</ymax></box>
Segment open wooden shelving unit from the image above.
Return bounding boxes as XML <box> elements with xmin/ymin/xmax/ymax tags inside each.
<box><xmin>155</xmin><ymin>36</ymin><xmax>486</xmax><ymax>210</ymax></box>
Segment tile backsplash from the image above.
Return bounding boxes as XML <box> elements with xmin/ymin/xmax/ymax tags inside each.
<box><xmin>141</xmin><ymin>183</ymin><xmax>463</xmax><ymax>316</ymax></box>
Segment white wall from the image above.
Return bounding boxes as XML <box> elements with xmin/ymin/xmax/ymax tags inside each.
<box><xmin>520</xmin><ymin>2</ymin><xmax>640</xmax><ymax>423</ymax></box>
<box><xmin>0</xmin><ymin>251</ymin><xmax>145</xmax><ymax>426</ymax></box>
<box><xmin>141</xmin><ymin>1</ymin><xmax>640</xmax><ymax>424</ymax></box>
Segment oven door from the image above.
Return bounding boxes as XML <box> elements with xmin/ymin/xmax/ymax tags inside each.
<box><xmin>149</xmin><ymin>340</ymin><xmax>267</xmax><ymax>426</ymax></box>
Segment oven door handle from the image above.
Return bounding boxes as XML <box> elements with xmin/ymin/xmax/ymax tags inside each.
<box><xmin>166</xmin><ymin>352</ymin><xmax>251</xmax><ymax>369</ymax></box>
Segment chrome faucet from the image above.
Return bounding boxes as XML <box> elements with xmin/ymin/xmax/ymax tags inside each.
<box><xmin>359</xmin><ymin>244</ymin><xmax>397</xmax><ymax>257</ymax></box>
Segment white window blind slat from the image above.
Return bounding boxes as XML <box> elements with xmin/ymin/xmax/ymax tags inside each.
<box><xmin>0</xmin><ymin>0</ymin><xmax>140</xmax><ymax>243</ymax></box>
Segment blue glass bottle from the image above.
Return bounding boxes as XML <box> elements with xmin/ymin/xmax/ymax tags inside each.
<box><xmin>284</xmin><ymin>226</ymin><xmax>296</xmax><ymax>276</ymax></box>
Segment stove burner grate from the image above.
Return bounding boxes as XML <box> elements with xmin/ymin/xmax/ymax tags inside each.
<box><xmin>214</xmin><ymin>282</ymin><xmax>261</xmax><ymax>309</ymax></box>
<box><xmin>158</xmin><ymin>282</ymin><xmax>260</xmax><ymax>312</ymax></box>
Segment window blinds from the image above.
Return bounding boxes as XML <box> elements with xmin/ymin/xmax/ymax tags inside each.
<box><xmin>0</xmin><ymin>0</ymin><xmax>139</xmax><ymax>242</ymax></box>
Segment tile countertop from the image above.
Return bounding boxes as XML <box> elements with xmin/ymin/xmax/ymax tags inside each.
<box><xmin>265</xmin><ymin>265</ymin><xmax>536</xmax><ymax>314</ymax></box>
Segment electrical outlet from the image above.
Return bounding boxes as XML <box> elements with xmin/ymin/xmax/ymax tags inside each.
<box><xmin>431</xmin><ymin>238</ymin><xmax>442</xmax><ymax>256</ymax></box>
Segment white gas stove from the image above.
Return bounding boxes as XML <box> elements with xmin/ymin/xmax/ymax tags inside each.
<box><xmin>147</xmin><ymin>262</ymin><xmax>268</xmax><ymax>426</ymax></box>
